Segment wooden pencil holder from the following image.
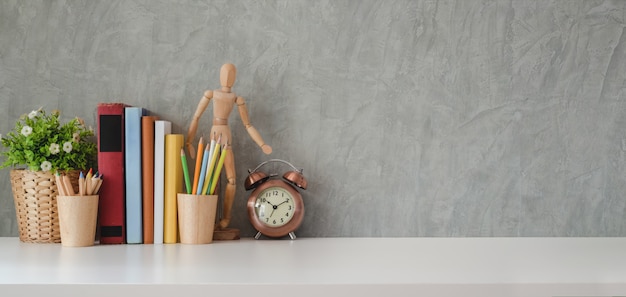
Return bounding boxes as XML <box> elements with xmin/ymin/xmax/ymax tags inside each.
<box><xmin>57</xmin><ymin>195</ymin><xmax>99</xmax><ymax>247</ymax></box>
<box><xmin>177</xmin><ymin>194</ymin><xmax>218</xmax><ymax>244</ymax></box>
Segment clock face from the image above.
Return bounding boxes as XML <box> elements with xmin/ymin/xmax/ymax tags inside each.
<box><xmin>254</xmin><ymin>186</ymin><xmax>295</xmax><ymax>227</ymax></box>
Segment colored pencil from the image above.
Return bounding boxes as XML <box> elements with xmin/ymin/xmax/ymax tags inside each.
<box><xmin>191</xmin><ymin>137</ymin><xmax>204</xmax><ymax>194</ymax></box>
<box><xmin>78</xmin><ymin>171</ymin><xmax>85</xmax><ymax>195</ymax></box>
<box><xmin>196</xmin><ymin>143</ymin><xmax>211</xmax><ymax>195</ymax></box>
<box><xmin>202</xmin><ymin>134</ymin><xmax>221</xmax><ymax>195</ymax></box>
<box><xmin>181</xmin><ymin>148</ymin><xmax>192</xmax><ymax>194</ymax></box>
<box><xmin>209</xmin><ymin>143</ymin><xmax>228</xmax><ymax>195</ymax></box>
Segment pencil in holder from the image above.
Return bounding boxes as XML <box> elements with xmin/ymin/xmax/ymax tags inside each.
<box><xmin>57</xmin><ymin>195</ymin><xmax>99</xmax><ymax>247</ymax></box>
<box><xmin>177</xmin><ymin>193</ymin><xmax>218</xmax><ymax>244</ymax></box>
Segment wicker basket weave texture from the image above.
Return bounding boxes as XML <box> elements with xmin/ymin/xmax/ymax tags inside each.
<box><xmin>10</xmin><ymin>169</ymin><xmax>80</xmax><ymax>243</ymax></box>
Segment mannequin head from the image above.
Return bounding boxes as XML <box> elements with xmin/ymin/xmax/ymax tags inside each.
<box><xmin>220</xmin><ymin>63</ymin><xmax>237</xmax><ymax>90</ymax></box>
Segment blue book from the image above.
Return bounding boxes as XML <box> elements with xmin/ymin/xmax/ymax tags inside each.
<box><xmin>124</xmin><ymin>107</ymin><xmax>147</xmax><ymax>244</ymax></box>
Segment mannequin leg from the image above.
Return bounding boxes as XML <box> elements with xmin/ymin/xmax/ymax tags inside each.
<box><xmin>218</xmin><ymin>148</ymin><xmax>235</xmax><ymax>229</ymax></box>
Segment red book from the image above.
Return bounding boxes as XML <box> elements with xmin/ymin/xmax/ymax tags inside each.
<box><xmin>97</xmin><ymin>103</ymin><xmax>129</xmax><ymax>244</ymax></box>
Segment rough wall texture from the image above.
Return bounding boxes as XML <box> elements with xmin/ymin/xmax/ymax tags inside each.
<box><xmin>1</xmin><ymin>0</ymin><xmax>625</xmax><ymax>237</ymax></box>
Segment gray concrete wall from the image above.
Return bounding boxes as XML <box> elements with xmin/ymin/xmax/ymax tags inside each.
<box><xmin>1</xmin><ymin>0</ymin><xmax>625</xmax><ymax>237</ymax></box>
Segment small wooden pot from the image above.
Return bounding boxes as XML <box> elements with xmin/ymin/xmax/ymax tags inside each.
<box><xmin>177</xmin><ymin>194</ymin><xmax>218</xmax><ymax>244</ymax></box>
<box><xmin>58</xmin><ymin>195</ymin><xmax>99</xmax><ymax>247</ymax></box>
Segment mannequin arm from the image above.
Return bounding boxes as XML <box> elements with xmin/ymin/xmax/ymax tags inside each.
<box><xmin>186</xmin><ymin>90</ymin><xmax>213</xmax><ymax>156</ymax></box>
<box><xmin>236</xmin><ymin>96</ymin><xmax>272</xmax><ymax>154</ymax></box>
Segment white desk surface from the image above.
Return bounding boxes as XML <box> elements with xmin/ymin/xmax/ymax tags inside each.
<box><xmin>1</xmin><ymin>237</ymin><xmax>625</xmax><ymax>297</ymax></box>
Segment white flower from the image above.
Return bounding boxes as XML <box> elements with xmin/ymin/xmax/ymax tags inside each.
<box><xmin>49</xmin><ymin>143</ymin><xmax>60</xmax><ymax>155</ymax></box>
<box><xmin>21</xmin><ymin>126</ymin><xmax>32</xmax><ymax>137</ymax></box>
<box><xmin>40</xmin><ymin>161</ymin><xmax>52</xmax><ymax>172</ymax></box>
<box><xmin>28</xmin><ymin>110</ymin><xmax>38</xmax><ymax>119</ymax></box>
<box><xmin>72</xmin><ymin>132</ymin><xmax>80</xmax><ymax>143</ymax></box>
<box><xmin>62</xmin><ymin>141</ymin><xmax>73</xmax><ymax>153</ymax></box>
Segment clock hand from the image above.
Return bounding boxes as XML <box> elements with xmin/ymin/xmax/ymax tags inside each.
<box><xmin>269</xmin><ymin>199</ymin><xmax>289</xmax><ymax>218</ymax></box>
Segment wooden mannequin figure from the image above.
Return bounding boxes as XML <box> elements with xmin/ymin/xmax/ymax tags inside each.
<box><xmin>186</xmin><ymin>63</ymin><xmax>272</xmax><ymax>239</ymax></box>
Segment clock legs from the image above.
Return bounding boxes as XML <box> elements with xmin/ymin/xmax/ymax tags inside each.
<box><xmin>253</xmin><ymin>231</ymin><xmax>297</xmax><ymax>240</ymax></box>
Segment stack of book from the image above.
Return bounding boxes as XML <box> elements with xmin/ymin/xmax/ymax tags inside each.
<box><xmin>96</xmin><ymin>103</ymin><xmax>185</xmax><ymax>244</ymax></box>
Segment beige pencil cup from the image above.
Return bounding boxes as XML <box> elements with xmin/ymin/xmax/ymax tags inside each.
<box><xmin>177</xmin><ymin>194</ymin><xmax>218</xmax><ymax>244</ymax></box>
<box><xmin>57</xmin><ymin>195</ymin><xmax>99</xmax><ymax>247</ymax></box>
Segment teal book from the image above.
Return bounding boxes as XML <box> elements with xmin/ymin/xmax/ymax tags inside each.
<box><xmin>124</xmin><ymin>107</ymin><xmax>147</xmax><ymax>244</ymax></box>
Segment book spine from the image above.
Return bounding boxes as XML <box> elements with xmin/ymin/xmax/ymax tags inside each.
<box><xmin>96</xmin><ymin>103</ymin><xmax>128</xmax><ymax>244</ymax></box>
<box><xmin>163</xmin><ymin>134</ymin><xmax>183</xmax><ymax>243</ymax></box>
<box><xmin>124</xmin><ymin>107</ymin><xmax>146</xmax><ymax>244</ymax></box>
<box><xmin>141</xmin><ymin>116</ymin><xmax>158</xmax><ymax>244</ymax></box>
<box><xmin>154</xmin><ymin>120</ymin><xmax>172</xmax><ymax>243</ymax></box>
<box><xmin>153</xmin><ymin>120</ymin><xmax>171</xmax><ymax>244</ymax></box>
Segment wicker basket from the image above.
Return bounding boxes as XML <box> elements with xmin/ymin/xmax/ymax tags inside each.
<box><xmin>10</xmin><ymin>169</ymin><xmax>80</xmax><ymax>243</ymax></box>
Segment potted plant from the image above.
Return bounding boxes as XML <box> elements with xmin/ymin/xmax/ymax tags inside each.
<box><xmin>0</xmin><ymin>108</ymin><xmax>97</xmax><ymax>243</ymax></box>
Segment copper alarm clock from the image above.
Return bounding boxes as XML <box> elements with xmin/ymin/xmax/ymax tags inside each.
<box><xmin>244</xmin><ymin>159</ymin><xmax>307</xmax><ymax>239</ymax></box>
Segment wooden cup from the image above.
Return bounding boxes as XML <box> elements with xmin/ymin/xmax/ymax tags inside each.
<box><xmin>177</xmin><ymin>194</ymin><xmax>218</xmax><ymax>244</ymax></box>
<box><xmin>57</xmin><ymin>195</ymin><xmax>99</xmax><ymax>247</ymax></box>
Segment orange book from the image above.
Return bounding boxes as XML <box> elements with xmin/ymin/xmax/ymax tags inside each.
<box><xmin>141</xmin><ymin>116</ymin><xmax>158</xmax><ymax>244</ymax></box>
